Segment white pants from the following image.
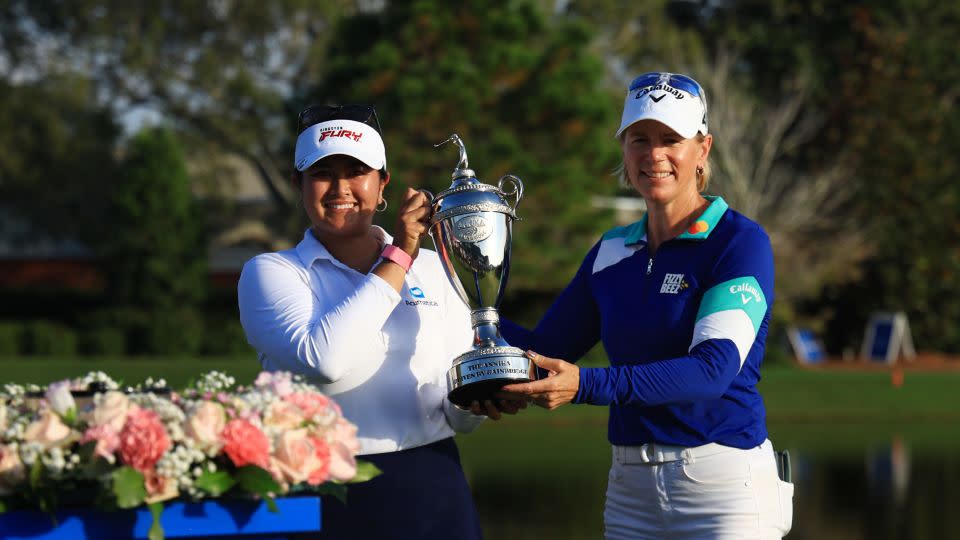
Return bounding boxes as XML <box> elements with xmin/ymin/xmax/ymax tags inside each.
<box><xmin>604</xmin><ymin>439</ymin><xmax>793</xmax><ymax>539</ymax></box>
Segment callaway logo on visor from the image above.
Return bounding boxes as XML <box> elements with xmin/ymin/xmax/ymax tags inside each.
<box><xmin>630</xmin><ymin>72</ymin><xmax>704</xmax><ymax>99</ymax></box>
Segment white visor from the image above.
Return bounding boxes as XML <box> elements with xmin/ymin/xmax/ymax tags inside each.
<box><xmin>615</xmin><ymin>73</ymin><xmax>708</xmax><ymax>139</ymax></box>
<box><xmin>294</xmin><ymin>119</ymin><xmax>386</xmax><ymax>172</ymax></box>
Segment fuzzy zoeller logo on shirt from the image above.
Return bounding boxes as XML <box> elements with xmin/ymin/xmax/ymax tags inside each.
<box><xmin>660</xmin><ymin>273</ymin><xmax>685</xmax><ymax>294</ymax></box>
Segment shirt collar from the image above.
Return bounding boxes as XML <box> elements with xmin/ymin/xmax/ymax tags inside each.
<box><xmin>624</xmin><ymin>196</ymin><xmax>728</xmax><ymax>246</ymax></box>
<box><xmin>296</xmin><ymin>226</ymin><xmax>393</xmax><ymax>268</ymax></box>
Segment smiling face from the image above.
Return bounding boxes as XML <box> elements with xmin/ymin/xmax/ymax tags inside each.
<box><xmin>298</xmin><ymin>154</ymin><xmax>388</xmax><ymax>241</ymax></box>
<box><xmin>621</xmin><ymin>119</ymin><xmax>712</xmax><ymax>206</ymax></box>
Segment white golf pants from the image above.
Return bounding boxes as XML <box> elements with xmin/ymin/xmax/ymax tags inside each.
<box><xmin>604</xmin><ymin>439</ymin><xmax>793</xmax><ymax>539</ymax></box>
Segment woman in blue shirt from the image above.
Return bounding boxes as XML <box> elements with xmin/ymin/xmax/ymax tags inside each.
<box><xmin>499</xmin><ymin>73</ymin><xmax>794</xmax><ymax>539</ymax></box>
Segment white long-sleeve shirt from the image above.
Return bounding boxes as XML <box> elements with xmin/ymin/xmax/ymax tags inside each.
<box><xmin>238</xmin><ymin>227</ymin><xmax>483</xmax><ymax>455</ymax></box>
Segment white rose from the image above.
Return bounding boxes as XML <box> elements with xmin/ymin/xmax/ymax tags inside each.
<box><xmin>45</xmin><ymin>380</ymin><xmax>76</xmax><ymax>418</ymax></box>
<box><xmin>23</xmin><ymin>410</ymin><xmax>73</xmax><ymax>449</ymax></box>
<box><xmin>184</xmin><ymin>401</ymin><xmax>227</xmax><ymax>452</ymax></box>
<box><xmin>87</xmin><ymin>391</ymin><xmax>132</xmax><ymax>432</ymax></box>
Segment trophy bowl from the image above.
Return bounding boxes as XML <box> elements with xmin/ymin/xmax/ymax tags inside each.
<box><xmin>429</xmin><ymin>135</ymin><xmax>537</xmax><ymax>408</ymax></box>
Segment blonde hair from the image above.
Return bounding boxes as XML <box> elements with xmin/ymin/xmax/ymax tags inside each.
<box><xmin>616</xmin><ymin>133</ymin><xmax>711</xmax><ymax>192</ymax></box>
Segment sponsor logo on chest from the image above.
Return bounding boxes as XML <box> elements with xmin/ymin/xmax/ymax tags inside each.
<box><xmin>660</xmin><ymin>273</ymin><xmax>687</xmax><ymax>294</ymax></box>
<box><xmin>405</xmin><ymin>286</ymin><xmax>439</xmax><ymax>307</ymax></box>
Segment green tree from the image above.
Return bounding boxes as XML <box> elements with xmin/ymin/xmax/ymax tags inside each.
<box><xmin>0</xmin><ymin>75</ymin><xmax>119</xmax><ymax>245</ymax></box>
<box><xmin>715</xmin><ymin>1</ymin><xmax>960</xmax><ymax>352</ymax></box>
<box><xmin>101</xmin><ymin>127</ymin><xmax>208</xmax><ymax>354</ymax></box>
<box><xmin>1</xmin><ymin>0</ymin><xmax>355</xmax><ymax>212</ymax></box>
<box><xmin>303</xmin><ymin>0</ymin><xmax>621</xmax><ymax>295</ymax></box>
<box><xmin>815</xmin><ymin>2</ymin><xmax>960</xmax><ymax>353</ymax></box>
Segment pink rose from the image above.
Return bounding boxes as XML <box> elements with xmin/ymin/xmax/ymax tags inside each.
<box><xmin>326</xmin><ymin>418</ymin><xmax>360</xmax><ymax>482</ymax></box>
<box><xmin>254</xmin><ymin>371</ymin><xmax>293</xmax><ymax>397</ymax></box>
<box><xmin>86</xmin><ymin>391</ymin><xmax>132</xmax><ymax>432</ymax></box>
<box><xmin>143</xmin><ymin>470</ymin><xmax>179</xmax><ymax>504</ymax></box>
<box><xmin>283</xmin><ymin>392</ymin><xmax>337</xmax><ymax>421</ymax></box>
<box><xmin>221</xmin><ymin>419</ymin><xmax>270</xmax><ymax>469</ymax></box>
<box><xmin>273</xmin><ymin>429</ymin><xmax>331</xmax><ymax>486</ymax></box>
<box><xmin>263</xmin><ymin>400</ymin><xmax>305</xmax><ymax>430</ymax></box>
<box><xmin>23</xmin><ymin>410</ymin><xmax>74</xmax><ymax>449</ymax></box>
<box><xmin>185</xmin><ymin>401</ymin><xmax>226</xmax><ymax>452</ymax></box>
<box><xmin>118</xmin><ymin>408</ymin><xmax>171</xmax><ymax>473</ymax></box>
<box><xmin>81</xmin><ymin>424</ymin><xmax>120</xmax><ymax>462</ymax></box>
<box><xmin>0</xmin><ymin>444</ymin><xmax>26</xmax><ymax>495</ymax></box>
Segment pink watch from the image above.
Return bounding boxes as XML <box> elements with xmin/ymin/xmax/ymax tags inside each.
<box><xmin>381</xmin><ymin>245</ymin><xmax>413</xmax><ymax>272</ymax></box>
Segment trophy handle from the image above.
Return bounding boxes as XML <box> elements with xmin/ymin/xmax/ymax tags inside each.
<box><xmin>418</xmin><ymin>188</ymin><xmax>436</xmax><ymax>237</ymax></box>
<box><xmin>497</xmin><ymin>174</ymin><xmax>524</xmax><ymax>213</ymax></box>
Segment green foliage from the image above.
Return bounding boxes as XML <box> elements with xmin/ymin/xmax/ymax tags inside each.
<box><xmin>79</xmin><ymin>327</ymin><xmax>127</xmax><ymax>356</ymax></box>
<box><xmin>195</xmin><ymin>471</ymin><xmax>237</xmax><ymax>497</ymax></box>
<box><xmin>23</xmin><ymin>321</ymin><xmax>77</xmax><ymax>356</ymax></box>
<box><xmin>202</xmin><ymin>319</ymin><xmax>252</xmax><ymax>356</ymax></box>
<box><xmin>100</xmin><ymin>128</ymin><xmax>208</xmax><ymax>354</ymax></box>
<box><xmin>788</xmin><ymin>2</ymin><xmax>960</xmax><ymax>353</ymax></box>
<box><xmin>347</xmin><ymin>461</ymin><xmax>382</xmax><ymax>483</ymax></box>
<box><xmin>0</xmin><ymin>322</ymin><xmax>22</xmax><ymax>355</ymax></box>
<box><xmin>234</xmin><ymin>466</ymin><xmax>281</xmax><ymax>512</ymax></box>
<box><xmin>307</xmin><ymin>0</ymin><xmax>621</xmax><ymax>291</ymax></box>
<box><xmin>142</xmin><ymin>309</ymin><xmax>206</xmax><ymax>356</ymax></box>
<box><xmin>111</xmin><ymin>466</ymin><xmax>146</xmax><ymax>509</ymax></box>
<box><xmin>0</xmin><ymin>77</ymin><xmax>119</xmax><ymax>245</ymax></box>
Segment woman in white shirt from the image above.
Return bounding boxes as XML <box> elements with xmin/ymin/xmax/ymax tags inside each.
<box><xmin>238</xmin><ymin>104</ymin><xmax>489</xmax><ymax>539</ymax></box>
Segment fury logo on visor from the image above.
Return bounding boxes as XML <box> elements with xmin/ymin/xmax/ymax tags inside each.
<box><xmin>318</xmin><ymin>129</ymin><xmax>363</xmax><ymax>143</ymax></box>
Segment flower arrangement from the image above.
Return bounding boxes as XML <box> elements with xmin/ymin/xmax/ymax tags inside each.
<box><xmin>0</xmin><ymin>371</ymin><xmax>379</xmax><ymax>539</ymax></box>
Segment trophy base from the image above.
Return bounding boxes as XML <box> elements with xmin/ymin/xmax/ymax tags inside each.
<box><xmin>446</xmin><ymin>346</ymin><xmax>535</xmax><ymax>408</ymax></box>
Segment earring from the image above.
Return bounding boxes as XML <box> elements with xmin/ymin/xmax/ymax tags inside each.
<box><xmin>376</xmin><ymin>198</ymin><xmax>388</xmax><ymax>213</ymax></box>
<box><xmin>696</xmin><ymin>166</ymin><xmax>704</xmax><ymax>177</ymax></box>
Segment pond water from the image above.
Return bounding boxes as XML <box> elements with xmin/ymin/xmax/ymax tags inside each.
<box><xmin>457</xmin><ymin>416</ymin><xmax>960</xmax><ymax>539</ymax></box>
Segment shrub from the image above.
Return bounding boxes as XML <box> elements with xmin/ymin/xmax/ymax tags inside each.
<box><xmin>79</xmin><ymin>326</ymin><xmax>127</xmax><ymax>356</ymax></box>
<box><xmin>0</xmin><ymin>322</ymin><xmax>23</xmax><ymax>355</ymax></box>
<box><xmin>143</xmin><ymin>309</ymin><xmax>205</xmax><ymax>355</ymax></box>
<box><xmin>202</xmin><ymin>319</ymin><xmax>253</xmax><ymax>356</ymax></box>
<box><xmin>24</xmin><ymin>321</ymin><xmax>77</xmax><ymax>356</ymax></box>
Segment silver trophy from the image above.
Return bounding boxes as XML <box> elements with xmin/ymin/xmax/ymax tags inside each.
<box><xmin>428</xmin><ymin>134</ymin><xmax>536</xmax><ymax>408</ymax></box>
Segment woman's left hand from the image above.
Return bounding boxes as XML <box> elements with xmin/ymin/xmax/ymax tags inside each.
<box><xmin>498</xmin><ymin>351</ymin><xmax>579</xmax><ymax>410</ymax></box>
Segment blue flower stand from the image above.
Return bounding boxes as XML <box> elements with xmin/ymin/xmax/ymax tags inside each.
<box><xmin>0</xmin><ymin>496</ymin><xmax>321</xmax><ymax>540</ymax></box>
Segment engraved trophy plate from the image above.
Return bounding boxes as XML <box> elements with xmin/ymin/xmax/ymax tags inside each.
<box><xmin>428</xmin><ymin>135</ymin><xmax>535</xmax><ymax>408</ymax></box>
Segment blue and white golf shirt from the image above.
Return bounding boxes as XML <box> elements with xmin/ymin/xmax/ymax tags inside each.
<box><xmin>502</xmin><ymin>197</ymin><xmax>774</xmax><ymax>449</ymax></box>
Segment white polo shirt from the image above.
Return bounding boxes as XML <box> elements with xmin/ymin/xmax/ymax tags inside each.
<box><xmin>238</xmin><ymin>227</ymin><xmax>483</xmax><ymax>455</ymax></box>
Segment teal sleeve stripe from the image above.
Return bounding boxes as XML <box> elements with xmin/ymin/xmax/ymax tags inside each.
<box><xmin>696</xmin><ymin>276</ymin><xmax>767</xmax><ymax>333</ymax></box>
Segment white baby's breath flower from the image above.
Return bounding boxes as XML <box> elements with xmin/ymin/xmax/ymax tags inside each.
<box><xmin>77</xmin><ymin>371</ymin><xmax>120</xmax><ymax>391</ymax></box>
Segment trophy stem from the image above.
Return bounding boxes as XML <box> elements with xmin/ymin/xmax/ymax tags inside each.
<box><xmin>471</xmin><ymin>308</ymin><xmax>509</xmax><ymax>348</ymax></box>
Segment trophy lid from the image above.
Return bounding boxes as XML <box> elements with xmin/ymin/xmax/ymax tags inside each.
<box><xmin>431</xmin><ymin>135</ymin><xmax>517</xmax><ymax>223</ymax></box>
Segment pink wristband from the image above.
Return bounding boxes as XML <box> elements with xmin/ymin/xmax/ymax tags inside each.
<box><xmin>381</xmin><ymin>244</ymin><xmax>413</xmax><ymax>272</ymax></box>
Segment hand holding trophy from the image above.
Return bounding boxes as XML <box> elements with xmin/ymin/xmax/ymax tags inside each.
<box><xmin>427</xmin><ymin>134</ymin><xmax>537</xmax><ymax>409</ymax></box>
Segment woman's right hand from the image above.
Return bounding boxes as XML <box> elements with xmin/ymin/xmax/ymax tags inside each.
<box><xmin>392</xmin><ymin>187</ymin><xmax>432</xmax><ymax>260</ymax></box>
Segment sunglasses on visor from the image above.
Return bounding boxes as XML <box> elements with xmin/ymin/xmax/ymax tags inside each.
<box><xmin>297</xmin><ymin>104</ymin><xmax>383</xmax><ymax>135</ymax></box>
<box><xmin>629</xmin><ymin>72</ymin><xmax>707</xmax><ymax>108</ymax></box>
